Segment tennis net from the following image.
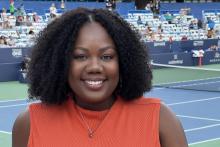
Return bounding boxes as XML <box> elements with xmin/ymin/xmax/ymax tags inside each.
<box><xmin>152</xmin><ymin>63</ymin><xmax>220</xmax><ymax>92</ymax></box>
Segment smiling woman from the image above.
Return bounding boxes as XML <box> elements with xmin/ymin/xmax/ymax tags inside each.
<box><xmin>69</xmin><ymin>22</ymin><xmax>119</xmax><ymax>110</ymax></box>
<box><xmin>12</xmin><ymin>8</ymin><xmax>188</xmax><ymax>147</ymax></box>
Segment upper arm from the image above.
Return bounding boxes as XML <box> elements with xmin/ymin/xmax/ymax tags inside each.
<box><xmin>12</xmin><ymin>109</ymin><xmax>30</xmax><ymax>147</ymax></box>
<box><xmin>159</xmin><ymin>102</ymin><xmax>188</xmax><ymax>147</ymax></box>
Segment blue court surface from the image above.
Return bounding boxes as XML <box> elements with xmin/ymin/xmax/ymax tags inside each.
<box><xmin>145</xmin><ymin>88</ymin><xmax>220</xmax><ymax>145</ymax></box>
<box><xmin>0</xmin><ymin>87</ymin><xmax>220</xmax><ymax>146</ymax></box>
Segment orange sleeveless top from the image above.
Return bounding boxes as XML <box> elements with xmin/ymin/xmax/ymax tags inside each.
<box><xmin>28</xmin><ymin>97</ymin><xmax>161</xmax><ymax>147</ymax></box>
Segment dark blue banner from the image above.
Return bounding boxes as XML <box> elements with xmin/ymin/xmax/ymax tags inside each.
<box><xmin>147</xmin><ymin>39</ymin><xmax>220</xmax><ymax>54</ymax></box>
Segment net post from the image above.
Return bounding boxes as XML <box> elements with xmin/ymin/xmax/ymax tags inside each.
<box><xmin>198</xmin><ymin>56</ymin><xmax>202</xmax><ymax>66</ymax></box>
<box><xmin>198</xmin><ymin>49</ymin><xmax>204</xmax><ymax>67</ymax></box>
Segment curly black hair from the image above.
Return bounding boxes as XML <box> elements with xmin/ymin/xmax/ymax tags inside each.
<box><xmin>28</xmin><ymin>8</ymin><xmax>152</xmax><ymax>104</ymax></box>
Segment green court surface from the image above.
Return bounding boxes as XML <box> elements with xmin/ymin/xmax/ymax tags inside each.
<box><xmin>152</xmin><ymin>64</ymin><xmax>220</xmax><ymax>85</ymax></box>
<box><xmin>0</xmin><ymin>133</ymin><xmax>11</xmax><ymax>147</ymax></box>
<box><xmin>190</xmin><ymin>138</ymin><xmax>220</xmax><ymax>147</ymax></box>
<box><xmin>0</xmin><ymin>81</ymin><xmax>28</xmax><ymax>100</ymax></box>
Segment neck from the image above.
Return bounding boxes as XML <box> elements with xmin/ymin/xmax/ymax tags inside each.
<box><xmin>74</xmin><ymin>96</ymin><xmax>116</xmax><ymax>111</ymax></box>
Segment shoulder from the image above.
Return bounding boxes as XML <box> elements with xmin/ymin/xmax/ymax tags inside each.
<box><xmin>159</xmin><ymin>102</ymin><xmax>188</xmax><ymax>147</ymax></box>
<box><xmin>12</xmin><ymin>108</ymin><xmax>30</xmax><ymax>147</ymax></box>
<box><xmin>120</xmin><ymin>97</ymin><xmax>161</xmax><ymax>113</ymax></box>
<box><xmin>130</xmin><ymin>96</ymin><xmax>161</xmax><ymax>105</ymax></box>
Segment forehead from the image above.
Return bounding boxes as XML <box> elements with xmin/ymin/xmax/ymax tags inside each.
<box><xmin>75</xmin><ymin>22</ymin><xmax>114</xmax><ymax>46</ymax></box>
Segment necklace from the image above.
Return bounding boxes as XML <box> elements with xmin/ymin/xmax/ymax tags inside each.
<box><xmin>76</xmin><ymin>106</ymin><xmax>109</xmax><ymax>138</ymax></box>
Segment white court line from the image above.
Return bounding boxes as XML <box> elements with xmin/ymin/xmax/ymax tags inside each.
<box><xmin>0</xmin><ymin>62</ymin><xmax>21</xmax><ymax>65</ymax></box>
<box><xmin>185</xmin><ymin>123</ymin><xmax>220</xmax><ymax>132</ymax></box>
<box><xmin>0</xmin><ymin>130</ymin><xmax>12</xmax><ymax>134</ymax></box>
<box><xmin>0</xmin><ymin>103</ymin><xmax>28</xmax><ymax>108</ymax></box>
<box><xmin>167</xmin><ymin>96</ymin><xmax>220</xmax><ymax>106</ymax></box>
<box><xmin>177</xmin><ymin>115</ymin><xmax>220</xmax><ymax>122</ymax></box>
<box><xmin>171</xmin><ymin>80</ymin><xmax>220</xmax><ymax>88</ymax></box>
<box><xmin>152</xmin><ymin>87</ymin><xmax>166</xmax><ymax>90</ymax></box>
<box><xmin>189</xmin><ymin>137</ymin><xmax>220</xmax><ymax>145</ymax></box>
<box><xmin>0</xmin><ymin>99</ymin><xmax>27</xmax><ymax>103</ymax></box>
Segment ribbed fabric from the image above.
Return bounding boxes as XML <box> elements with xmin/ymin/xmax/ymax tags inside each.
<box><xmin>75</xmin><ymin>105</ymin><xmax>110</xmax><ymax>136</ymax></box>
<box><xmin>28</xmin><ymin>97</ymin><xmax>161</xmax><ymax>147</ymax></box>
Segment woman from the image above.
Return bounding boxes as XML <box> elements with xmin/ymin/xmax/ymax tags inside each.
<box><xmin>12</xmin><ymin>8</ymin><xmax>188</xmax><ymax>147</ymax></box>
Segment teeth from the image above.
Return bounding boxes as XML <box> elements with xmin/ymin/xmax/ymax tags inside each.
<box><xmin>85</xmin><ymin>81</ymin><xmax>103</xmax><ymax>85</ymax></box>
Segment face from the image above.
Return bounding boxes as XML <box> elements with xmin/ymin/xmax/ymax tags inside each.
<box><xmin>68</xmin><ymin>22</ymin><xmax>119</xmax><ymax>110</ymax></box>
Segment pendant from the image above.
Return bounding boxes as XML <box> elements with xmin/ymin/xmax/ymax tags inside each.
<box><xmin>88</xmin><ymin>129</ymin><xmax>94</xmax><ymax>138</ymax></box>
<box><xmin>88</xmin><ymin>132</ymin><xmax>93</xmax><ymax>138</ymax></box>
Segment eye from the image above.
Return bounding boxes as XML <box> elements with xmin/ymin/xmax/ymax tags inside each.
<box><xmin>101</xmin><ymin>55</ymin><xmax>113</xmax><ymax>61</ymax></box>
<box><xmin>72</xmin><ymin>54</ymin><xmax>88</xmax><ymax>61</ymax></box>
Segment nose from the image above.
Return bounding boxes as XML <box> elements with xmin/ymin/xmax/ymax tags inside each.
<box><xmin>86</xmin><ymin>57</ymin><xmax>103</xmax><ymax>73</ymax></box>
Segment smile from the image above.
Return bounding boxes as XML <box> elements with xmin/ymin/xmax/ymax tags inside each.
<box><xmin>85</xmin><ymin>80</ymin><xmax>103</xmax><ymax>85</ymax></box>
<box><xmin>84</xmin><ymin>80</ymin><xmax>105</xmax><ymax>90</ymax></box>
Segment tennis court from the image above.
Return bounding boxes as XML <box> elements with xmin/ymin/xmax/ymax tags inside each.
<box><xmin>0</xmin><ymin>63</ymin><xmax>220</xmax><ymax>146</ymax></box>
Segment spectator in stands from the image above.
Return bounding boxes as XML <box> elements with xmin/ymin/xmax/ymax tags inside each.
<box><xmin>112</xmin><ymin>0</ymin><xmax>116</xmax><ymax>10</ymax></box>
<box><xmin>180</xmin><ymin>8</ymin><xmax>190</xmax><ymax>16</ymax></box>
<box><xmin>145</xmin><ymin>26</ymin><xmax>153</xmax><ymax>37</ymax></box>
<box><xmin>149</xmin><ymin>1</ymin><xmax>154</xmax><ymax>12</ymax></box>
<box><xmin>28</xmin><ymin>29</ymin><xmax>35</xmax><ymax>35</ymax></box>
<box><xmin>145</xmin><ymin>2</ymin><xmax>151</xmax><ymax>10</ymax></box>
<box><xmin>157</xmin><ymin>25</ymin><xmax>163</xmax><ymax>34</ymax></box>
<box><xmin>207</xmin><ymin>28</ymin><xmax>214</xmax><ymax>38</ymax></box>
<box><xmin>207</xmin><ymin>17</ymin><xmax>215</xmax><ymax>30</ymax></box>
<box><xmin>0</xmin><ymin>35</ymin><xmax>8</xmax><ymax>47</ymax></box>
<box><xmin>9</xmin><ymin>1</ymin><xmax>15</xmax><ymax>15</ymax></box>
<box><xmin>144</xmin><ymin>22</ymin><xmax>148</xmax><ymax>27</ymax></box>
<box><xmin>1</xmin><ymin>8</ymin><xmax>9</xmax><ymax>29</ymax></box>
<box><xmin>15</xmin><ymin>15</ymin><xmax>24</xmax><ymax>26</ymax></box>
<box><xmin>20</xmin><ymin>3</ymin><xmax>26</xmax><ymax>16</ymax></box>
<box><xmin>105</xmin><ymin>0</ymin><xmax>113</xmax><ymax>11</ymax></box>
<box><xmin>215</xmin><ymin>30</ymin><xmax>220</xmax><ymax>38</ymax></box>
<box><xmin>158</xmin><ymin>34</ymin><xmax>164</xmax><ymax>41</ymax></box>
<box><xmin>20</xmin><ymin>55</ymin><xmax>31</xmax><ymax>72</ymax></box>
<box><xmin>197</xmin><ymin>19</ymin><xmax>203</xmax><ymax>29</ymax></box>
<box><xmin>32</xmin><ymin>12</ymin><xmax>40</xmax><ymax>23</ymax></box>
<box><xmin>193</xmin><ymin>19</ymin><xmax>198</xmax><ymax>29</ymax></box>
<box><xmin>164</xmin><ymin>12</ymin><xmax>173</xmax><ymax>24</ymax></box>
<box><xmin>25</xmin><ymin>15</ymin><xmax>32</xmax><ymax>26</ymax></box>
<box><xmin>49</xmin><ymin>3</ymin><xmax>57</xmax><ymax>19</ymax></box>
<box><xmin>12</xmin><ymin>8</ymin><xmax>188</xmax><ymax>147</ymax></box>
<box><xmin>154</xmin><ymin>0</ymin><xmax>160</xmax><ymax>14</ymax></box>
<box><xmin>137</xmin><ymin>16</ymin><xmax>143</xmax><ymax>25</ymax></box>
<box><xmin>15</xmin><ymin>6</ymin><xmax>25</xmax><ymax>26</ymax></box>
<box><xmin>181</xmin><ymin>35</ymin><xmax>188</xmax><ymax>41</ymax></box>
<box><xmin>0</xmin><ymin>36</ymin><xmax>5</xmax><ymax>44</ymax></box>
<box><xmin>60</xmin><ymin>0</ymin><xmax>65</xmax><ymax>11</ymax></box>
<box><xmin>189</xmin><ymin>21</ymin><xmax>194</xmax><ymax>30</ymax></box>
<box><xmin>28</xmin><ymin>28</ymin><xmax>36</xmax><ymax>42</ymax></box>
<box><xmin>6</xmin><ymin>35</ymin><xmax>15</xmax><ymax>46</ymax></box>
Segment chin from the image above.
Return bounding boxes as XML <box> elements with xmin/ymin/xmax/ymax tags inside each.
<box><xmin>85</xmin><ymin>97</ymin><xmax>108</xmax><ymax>104</ymax></box>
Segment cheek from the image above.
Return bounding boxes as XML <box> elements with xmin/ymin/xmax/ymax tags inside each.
<box><xmin>68</xmin><ymin>63</ymin><xmax>79</xmax><ymax>84</ymax></box>
<box><xmin>108</xmin><ymin>62</ymin><xmax>119</xmax><ymax>82</ymax></box>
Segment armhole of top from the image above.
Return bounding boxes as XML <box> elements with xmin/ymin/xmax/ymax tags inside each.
<box><xmin>27</xmin><ymin>104</ymin><xmax>34</xmax><ymax>147</ymax></box>
<box><xmin>156</xmin><ymin>102</ymin><xmax>161</xmax><ymax>146</ymax></box>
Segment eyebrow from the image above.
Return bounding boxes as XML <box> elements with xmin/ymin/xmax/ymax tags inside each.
<box><xmin>74</xmin><ymin>46</ymin><xmax>116</xmax><ymax>52</ymax></box>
